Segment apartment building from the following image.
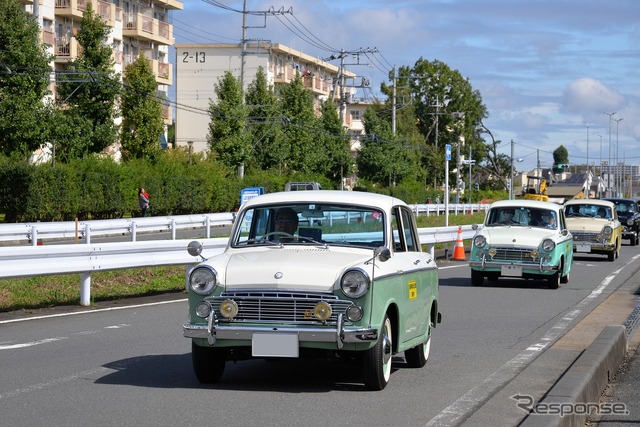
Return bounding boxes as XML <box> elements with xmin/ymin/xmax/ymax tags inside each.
<box><xmin>175</xmin><ymin>42</ymin><xmax>357</xmax><ymax>153</ymax></box>
<box><xmin>20</xmin><ymin>0</ymin><xmax>182</xmax><ymax>129</ymax></box>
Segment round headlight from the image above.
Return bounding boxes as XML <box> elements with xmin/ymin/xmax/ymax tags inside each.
<box><xmin>313</xmin><ymin>301</ymin><xmax>332</xmax><ymax>321</ymax></box>
<box><xmin>627</xmin><ymin>218</ymin><xmax>634</xmax><ymax>226</ymax></box>
<box><xmin>474</xmin><ymin>235</ymin><xmax>487</xmax><ymax>248</ymax></box>
<box><xmin>542</xmin><ymin>239</ymin><xmax>555</xmax><ymax>252</ymax></box>
<box><xmin>603</xmin><ymin>226</ymin><xmax>613</xmax><ymax>237</ymax></box>
<box><xmin>341</xmin><ymin>269</ymin><xmax>370</xmax><ymax>299</ymax></box>
<box><xmin>189</xmin><ymin>267</ymin><xmax>217</xmax><ymax>295</ymax></box>
<box><xmin>195</xmin><ymin>301</ymin><xmax>211</xmax><ymax>318</ymax></box>
<box><xmin>346</xmin><ymin>305</ymin><xmax>363</xmax><ymax>322</ymax></box>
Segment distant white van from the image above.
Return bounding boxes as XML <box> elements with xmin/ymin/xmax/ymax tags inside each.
<box><xmin>284</xmin><ymin>182</ymin><xmax>322</xmax><ymax>191</ymax></box>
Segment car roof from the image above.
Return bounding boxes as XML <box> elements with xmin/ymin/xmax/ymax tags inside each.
<box><xmin>564</xmin><ymin>199</ymin><xmax>615</xmax><ymax>208</ymax></box>
<box><xmin>241</xmin><ymin>190</ymin><xmax>409</xmax><ymax>211</ymax></box>
<box><xmin>488</xmin><ymin>199</ymin><xmax>563</xmax><ymax>211</ymax></box>
<box><xmin>604</xmin><ymin>197</ymin><xmax>636</xmax><ymax>203</ymax></box>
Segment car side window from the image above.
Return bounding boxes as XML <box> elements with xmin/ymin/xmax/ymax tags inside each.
<box><xmin>391</xmin><ymin>207</ymin><xmax>420</xmax><ymax>253</ymax></box>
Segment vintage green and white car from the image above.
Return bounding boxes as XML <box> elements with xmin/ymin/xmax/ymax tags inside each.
<box><xmin>564</xmin><ymin>199</ymin><xmax>622</xmax><ymax>261</ymax></box>
<box><xmin>183</xmin><ymin>190</ymin><xmax>441</xmax><ymax>390</ymax></box>
<box><xmin>469</xmin><ymin>199</ymin><xmax>573</xmax><ymax>288</ymax></box>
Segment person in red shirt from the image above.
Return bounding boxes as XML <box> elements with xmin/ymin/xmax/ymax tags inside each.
<box><xmin>138</xmin><ymin>187</ymin><xmax>150</xmax><ymax>217</ymax></box>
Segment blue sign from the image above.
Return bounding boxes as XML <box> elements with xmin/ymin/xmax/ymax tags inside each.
<box><xmin>240</xmin><ymin>187</ymin><xmax>264</xmax><ymax>205</ymax></box>
<box><xmin>445</xmin><ymin>144</ymin><xmax>452</xmax><ymax>161</ymax></box>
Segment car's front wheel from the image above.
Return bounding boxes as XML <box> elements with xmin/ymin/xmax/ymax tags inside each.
<box><xmin>363</xmin><ymin>315</ymin><xmax>393</xmax><ymax>390</ymax></box>
<box><xmin>192</xmin><ymin>341</ymin><xmax>226</xmax><ymax>384</ymax></box>
<box><xmin>471</xmin><ymin>269</ymin><xmax>484</xmax><ymax>286</ymax></box>
<box><xmin>405</xmin><ymin>328</ymin><xmax>431</xmax><ymax>368</ymax></box>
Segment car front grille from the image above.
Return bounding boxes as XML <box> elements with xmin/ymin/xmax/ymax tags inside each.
<box><xmin>489</xmin><ymin>247</ymin><xmax>538</xmax><ymax>263</ymax></box>
<box><xmin>571</xmin><ymin>232</ymin><xmax>601</xmax><ymax>243</ymax></box>
<box><xmin>208</xmin><ymin>291</ymin><xmax>354</xmax><ymax>325</ymax></box>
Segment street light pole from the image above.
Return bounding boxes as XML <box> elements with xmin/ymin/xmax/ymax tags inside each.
<box><xmin>614</xmin><ymin>117</ymin><xmax>623</xmax><ymax>196</ymax></box>
<box><xmin>605</xmin><ymin>112</ymin><xmax>616</xmax><ymax>196</ymax></box>
<box><xmin>509</xmin><ymin>139</ymin><xmax>514</xmax><ymax>200</ymax></box>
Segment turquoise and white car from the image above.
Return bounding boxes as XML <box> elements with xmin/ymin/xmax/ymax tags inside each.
<box><xmin>469</xmin><ymin>199</ymin><xmax>573</xmax><ymax>288</ymax></box>
<box><xmin>183</xmin><ymin>190</ymin><xmax>441</xmax><ymax>390</ymax></box>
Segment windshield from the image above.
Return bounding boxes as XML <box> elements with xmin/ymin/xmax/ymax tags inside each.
<box><xmin>565</xmin><ymin>204</ymin><xmax>612</xmax><ymax>219</ymax></box>
<box><xmin>486</xmin><ymin>206</ymin><xmax>557</xmax><ymax>229</ymax></box>
<box><xmin>611</xmin><ymin>201</ymin><xmax>636</xmax><ymax>213</ymax></box>
<box><xmin>232</xmin><ymin>203</ymin><xmax>385</xmax><ymax>248</ymax></box>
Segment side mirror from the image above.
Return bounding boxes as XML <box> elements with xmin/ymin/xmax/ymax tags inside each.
<box><xmin>374</xmin><ymin>246</ymin><xmax>391</xmax><ymax>262</ymax></box>
<box><xmin>187</xmin><ymin>240</ymin><xmax>203</xmax><ymax>257</ymax></box>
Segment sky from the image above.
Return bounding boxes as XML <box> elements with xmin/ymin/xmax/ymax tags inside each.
<box><xmin>170</xmin><ymin>0</ymin><xmax>640</xmax><ymax>173</ymax></box>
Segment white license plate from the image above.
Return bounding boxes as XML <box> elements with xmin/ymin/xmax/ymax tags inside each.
<box><xmin>252</xmin><ymin>332</ymin><xmax>299</xmax><ymax>358</ymax></box>
<box><xmin>576</xmin><ymin>244</ymin><xmax>591</xmax><ymax>253</ymax></box>
<box><xmin>501</xmin><ymin>265</ymin><xmax>522</xmax><ymax>277</ymax></box>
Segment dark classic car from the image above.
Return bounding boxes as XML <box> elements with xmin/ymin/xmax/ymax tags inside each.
<box><xmin>604</xmin><ymin>198</ymin><xmax>640</xmax><ymax>246</ymax></box>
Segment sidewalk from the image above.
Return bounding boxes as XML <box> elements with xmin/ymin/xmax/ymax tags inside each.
<box><xmin>590</xmin><ymin>324</ymin><xmax>640</xmax><ymax>426</ymax></box>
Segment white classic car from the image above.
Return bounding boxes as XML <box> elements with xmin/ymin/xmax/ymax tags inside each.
<box><xmin>564</xmin><ymin>199</ymin><xmax>622</xmax><ymax>261</ymax></box>
<box><xmin>183</xmin><ymin>190</ymin><xmax>441</xmax><ymax>390</ymax></box>
<box><xmin>469</xmin><ymin>199</ymin><xmax>573</xmax><ymax>288</ymax></box>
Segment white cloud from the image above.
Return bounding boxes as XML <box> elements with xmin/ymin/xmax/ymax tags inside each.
<box><xmin>562</xmin><ymin>78</ymin><xmax>624</xmax><ymax>114</ymax></box>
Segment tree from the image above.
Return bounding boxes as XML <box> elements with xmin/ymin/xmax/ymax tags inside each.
<box><xmin>318</xmin><ymin>98</ymin><xmax>352</xmax><ymax>184</ymax></box>
<box><xmin>207</xmin><ymin>71</ymin><xmax>250</xmax><ymax>173</ymax></box>
<box><xmin>120</xmin><ymin>54</ymin><xmax>164</xmax><ymax>159</ymax></box>
<box><xmin>0</xmin><ymin>0</ymin><xmax>53</xmax><ymax>157</ymax></box>
<box><xmin>278</xmin><ymin>74</ymin><xmax>321</xmax><ymax>174</ymax></box>
<box><xmin>552</xmin><ymin>145</ymin><xmax>569</xmax><ymax>172</ymax></box>
<box><xmin>245</xmin><ymin>67</ymin><xmax>284</xmax><ymax>172</ymax></box>
<box><xmin>56</xmin><ymin>3</ymin><xmax>120</xmax><ymax>157</ymax></box>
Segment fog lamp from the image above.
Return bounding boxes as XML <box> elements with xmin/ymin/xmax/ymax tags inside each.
<box><xmin>195</xmin><ymin>301</ymin><xmax>211</xmax><ymax>318</ymax></box>
<box><xmin>219</xmin><ymin>299</ymin><xmax>238</xmax><ymax>319</ymax></box>
<box><xmin>488</xmin><ymin>248</ymin><xmax>497</xmax><ymax>258</ymax></box>
<box><xmin>346</xmin><ymin>305</ymin><xmax>363</xmax><ymax>322</ymax></box>
<box><xmin>314</xmin><ymin>301</ymin><xmax>332</xmax><ymax>321</ymax></box>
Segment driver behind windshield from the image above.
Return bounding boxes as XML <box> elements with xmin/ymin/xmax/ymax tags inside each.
<box><xmin>274</xmin><ymin>207</ymin><xmax>299</xmax><ymax>237</ymax></box>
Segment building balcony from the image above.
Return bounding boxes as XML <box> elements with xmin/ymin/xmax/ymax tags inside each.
<box><xmin>273</xmin><ymin>66</ymin><xmax>332</xmax><ymax>96</ymax></box>
<box><xmin>54</xmin><ymin>36</ymin><xmax>82</xmax><ymax>62</ymax></box>
<box><xmin>55</xmin><ymin>0</ymin><xmax>116</xmax><ymax>26</ymax></box>
<box><xmin>42</xmin><ymin>29</ymin><xmax>56</xmax><ymax>47</ymax></box>
<box><xmin>18</xmin><ymin>0</ymin><xmax>34</xmax><ymax>5</ymax></box>
<box><xmin>123</xmin><ymin>13</ymin><xmax>174</xmax><ymax>46</ymax></box>
<box><xmin>154</xmin><ymin>0</ymin><xmax>184</xmax><ymax>11</ymax></box>
<box><xmin>161</xmin><ymin>103</ymin><xmax>172</xmax><ymax>124</ymax></box>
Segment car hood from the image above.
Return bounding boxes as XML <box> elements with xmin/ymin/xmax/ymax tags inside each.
<box><xmin>220</xmin><ymin>248</ymin><xmax>373</xmax><ymax>292</ymax></box>
<box><xmin>566</xmin><ymin>217</ymin><xmax>611</xmax><ymax>232</ymax></box>
<box><xmin>481</xmin><ymin>226</ymin><xmax>557</xmax><ymax>248</ymax></box>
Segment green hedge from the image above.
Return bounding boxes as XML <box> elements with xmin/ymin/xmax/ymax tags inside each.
<box><xmin>0</xmin><ymin>153</ymin><xmax>496</xmax><ymax>223</ymax></box>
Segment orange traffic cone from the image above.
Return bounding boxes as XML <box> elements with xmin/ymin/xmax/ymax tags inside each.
<box><xmin>453</xmin><ymin>226</ymin><xmax>466</xmax><ymax>261</ymax></box>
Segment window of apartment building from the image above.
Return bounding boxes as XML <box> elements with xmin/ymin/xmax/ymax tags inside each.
<box><xmin>350</xmin><ymin>109</ymin><xmax>362</xmax><ymax>121</ymax></box>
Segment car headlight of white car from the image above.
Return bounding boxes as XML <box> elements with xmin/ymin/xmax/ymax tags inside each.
<box><xmin>189</xmin><ymin>266</ymin><xmax>218</xmax><ymax>295</ymax></box>
<box><xmin>473</xmin><ymin>235</ymin><xmax>487</xmax><ymax>248</ymax></box>
<box><xmin>603</xmin><ymin>225</ymin><xmax>613</xmax><ymax>238</ymax></box>
<box><xmin>541</xmin><ymin>239</ymin><xmax>555</xmax><ymax>252</ymax></box>
<box><xmin>341</xmin><ymin>268</ymin><xmax>370</xmax><ymax>299</ymax></box>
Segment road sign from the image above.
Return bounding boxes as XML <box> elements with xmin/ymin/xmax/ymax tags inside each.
<box><xmin>445</xmin><ymin>144</ymin><xmax>452</xmax><ymax>161</ymax></box>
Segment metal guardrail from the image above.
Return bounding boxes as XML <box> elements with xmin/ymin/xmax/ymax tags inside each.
<box><xmin>0</xmin><ymin>204</ymin><xmax>487</xmax><ymax>246</ymax></box>
<box><xmin>0</xmin><ymin>224</ymin><xmax>478</xmax><ymax>306</ymax></box>
<box><xmin>0</xmin><ymin>213</ymin><xmax>235</xmax><ymax>246</ymax></box>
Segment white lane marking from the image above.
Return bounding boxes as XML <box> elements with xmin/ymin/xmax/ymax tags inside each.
<box><xmin>0</xmin><ymin>337</ymin><xmax>67</xmax><ymax>350</ymax></box>
<box><xmin>425</xmin><ymin>254</ymin><xmax>640</xmax><ymax>427</ymax></box>
<box><xmin>0</xmin><ymin>367</ymin><xmax>109</xmax><ymax>401</ymax></box>
<box><xmin>0</xmin><ymin>298</ymin><xmax>187</xmax><ymax>325</ymax></box>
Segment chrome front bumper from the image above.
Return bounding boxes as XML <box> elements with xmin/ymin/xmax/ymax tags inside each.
<box><xmin>183</xmin><ymin>315</ymin><xmax>378</xmax><ymax>349</ymax></box>
<box><xmin>468</xmin><ymin>259</ymin><xmax>558</xmax><ymax>272</ymax></box>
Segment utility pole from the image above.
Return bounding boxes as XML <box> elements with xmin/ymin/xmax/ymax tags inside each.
<box><xmin>391</xmin><ymin>67</ymin><xmax>396</xmax><ymax>135</ymax></box>
<box><xmin>614</xmin><ymin>117</ymin><xmax>623</xmax><ymax>196</ymax></box>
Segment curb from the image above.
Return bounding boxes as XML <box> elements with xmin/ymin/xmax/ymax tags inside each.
<box><xmin>520</xmin><ymin>325</ymin><xmax>628</xmax><ymax>427</ymax></box>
